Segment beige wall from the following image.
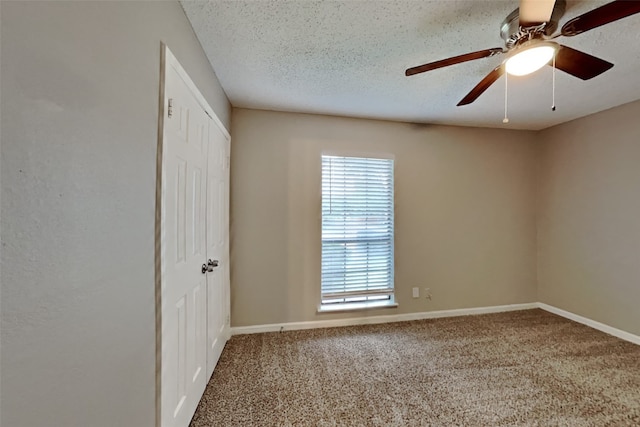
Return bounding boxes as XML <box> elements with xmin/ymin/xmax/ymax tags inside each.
<box><xmin>537</xmin><ymin>100</ymin><xmax>640</xmax><ymax>336</ymax></box>
<box><xmin>230</xmin><ymin>108</ymin><xmax>538</xmax><ymax>327</ymax></box>
<box><xmin>1</xmin><ymin>2</ymin><xmax>230</xmax><ymax>426</ymax></box>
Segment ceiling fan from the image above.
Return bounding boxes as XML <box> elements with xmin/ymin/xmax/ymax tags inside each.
<box><xmin>405</xmin><ymin>0</ymin><xmax>640</xmax><ymax>106</ymax></box>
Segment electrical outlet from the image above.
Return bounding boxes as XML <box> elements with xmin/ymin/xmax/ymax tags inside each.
<box><xmin>412</xmin><ymin>287</ymin><xmax>419</xmax><ymax>298</ymax></box>
<box><xmin>424</xmin><ymin>288</ymin><xmax>432</xmax><ymax>300</ymax></box>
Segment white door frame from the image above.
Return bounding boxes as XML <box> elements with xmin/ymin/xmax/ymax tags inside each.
<box><xmin>156</xmin><ymin>44</ymin><xmax>231</xmax><ymax>427</ymax></box>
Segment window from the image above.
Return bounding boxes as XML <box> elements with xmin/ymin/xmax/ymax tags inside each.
<box><xmin>321</xmin><ymin>155</ymin><xmax>395</xmax><ymax>309</ymax></box>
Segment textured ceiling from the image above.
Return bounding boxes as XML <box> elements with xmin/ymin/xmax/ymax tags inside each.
<box><xmin>181</xmin><ymin>0</ymin><xmax>640</xmax><ymax>130</ymax></box>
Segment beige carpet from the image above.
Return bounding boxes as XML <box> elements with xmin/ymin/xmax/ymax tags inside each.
<box><xmin>190</xmin><ymin>309</ymin><xmax>640</xmax><ymax>426</ymax></box>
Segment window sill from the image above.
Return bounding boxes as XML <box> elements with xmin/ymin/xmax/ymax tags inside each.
<box><xmin>317</xmin><ymin>300</ymin><xmax>398</xmax><ymax>314</ymax></box>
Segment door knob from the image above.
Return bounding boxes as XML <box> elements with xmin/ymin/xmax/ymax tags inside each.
<box><xmin>202</xmin><ymin>260</ymin><xmax>219</xmax><ymax>274</ymax></box>
<box><xmin>207</xmin><ymin>259</ymin><xmax>219</xmax><ymax>272</ymax></box>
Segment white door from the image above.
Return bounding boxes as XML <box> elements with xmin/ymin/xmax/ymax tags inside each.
<box><xmin>205</xmin><ymin>123</ymin><xmax>230</xmax><ymax>379</ymax></box>
<box><xmin>160</xmin><ymin>47</ymin><xmax>230</xmax><ymax>427</ymax></box>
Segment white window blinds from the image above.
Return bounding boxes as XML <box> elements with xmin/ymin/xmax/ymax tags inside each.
<box><xmin>321</xmin><ymin>155</ymin><xmax>395</xmax><ymax>305</ymax></box>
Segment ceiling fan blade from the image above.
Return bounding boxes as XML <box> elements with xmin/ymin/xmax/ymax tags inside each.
<box><xmin>561</xmin><ymin>0</ymin><xmax>640</xmax><ymax>37</ymax></box>
<box><xmin>553</xmin><ymin>44</ymin><xmax>613</xmax><ymax>80</ymax></box>
<box><xmin>519</xmin><ymin>0</ymin><xmax>557</xmax><ymax>26</ymax></box>
<box><xmin>457</xmin><ymin>65</ymin><xmax>504</xmax><ymax>106</ymax></box>
<box><xmin>405</xmin><ymin>48</ymin><xmax>503</xmax><ymax>77</ymax></box>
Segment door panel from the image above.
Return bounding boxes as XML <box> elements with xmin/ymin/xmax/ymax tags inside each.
<box><xmin>205</xmin><ymin>122</ymin><xmax>229</xmax><ymax>379</ymax></box>
<box><xmin>161</xmin><ymin>47</ymin><xmax>230</xmax><ymax>427</ymax></box>
<box><xmin>174</xmin><ymin>296</ymin><xmax>187</xmax><ymax>417</ymax></box>
<box><xmin>161</xmin><ymin>63</ymin><xmax>209</xmax><ymax>427</ymax></box>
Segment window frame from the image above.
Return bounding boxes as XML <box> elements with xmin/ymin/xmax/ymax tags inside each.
<box><xmin>318</xmin><ymin>152</ymin><xmax>397</xmax><ymax>313</ymax></box>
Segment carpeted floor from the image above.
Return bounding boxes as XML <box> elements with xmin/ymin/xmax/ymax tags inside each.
<box><xmin>190</xmin><ymin>309</ymin><xmax>640</xmax><ymax>426</ymax></box>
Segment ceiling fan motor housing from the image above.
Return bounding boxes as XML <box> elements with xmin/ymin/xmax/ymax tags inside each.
<box><xmin>500</xmin><ymin>0</ymin><xmax>566</xmax><ymax>49</ymax></box>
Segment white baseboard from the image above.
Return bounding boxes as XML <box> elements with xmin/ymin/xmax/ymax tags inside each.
<box><xmin>230</xmin><ymin>302</ymin><xmax>538</xmax><ymax>335</ymax></box>
<box><xmin>231</xmin><ymin>302</ymin><xmax>640</xmax><ymax>347</ymax></box>
<box><xmin>537</xmin><ymin>302</ymin><xmax>640</xmax><ymax>346</ymax></box>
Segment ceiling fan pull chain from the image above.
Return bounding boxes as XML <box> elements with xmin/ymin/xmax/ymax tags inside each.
<box><xmin>503</xmin><ymin>71</ymin><xmax>509</xmax><ymax>124</ymax></box>
<box><xmin>551</xmin><ymin>55</ymin><xmax>556</xmax><ymax>111</ymax></box>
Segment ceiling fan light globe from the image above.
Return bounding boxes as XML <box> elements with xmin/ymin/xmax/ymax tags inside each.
<box><xmin>505</xmin><ymin>44</ymin><xmax>557</xmax><ymax>76</ymax></box>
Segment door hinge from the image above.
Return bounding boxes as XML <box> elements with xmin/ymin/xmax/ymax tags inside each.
<box><xmin>226</xmin><ymin>315</ymin><xmax>230</xmax><ymax>325</ymax></box>
<box><xmin>167</xmin><ymin>98</ymin><xmax>173</xmax><ymax>118</ymax></box>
